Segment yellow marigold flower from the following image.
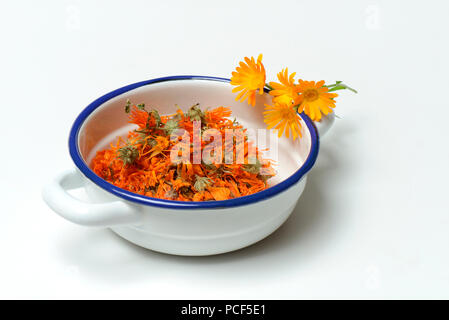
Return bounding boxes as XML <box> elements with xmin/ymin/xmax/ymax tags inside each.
<box><xmin>263</xmin><ymin>102</ymin><xmax>302</xmax><ymax>140</ymax></box>
<box><xmin>231</xmin><ymin>54</ymin><xmax>266</xmax><ymax>106</ymax></box>
<box><xmin>268</xmin><ymin>68</ymin><xmax>301</xmax><ymax>106</ymax></box>
<box><xmin>297</xmin><ymin>80</ymin><xmax>338</xmax><ymax>121</ymax></box>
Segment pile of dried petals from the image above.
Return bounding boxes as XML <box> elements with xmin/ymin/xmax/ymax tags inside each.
<box><xmin>91</xmin><ymin>103</ymin><xmax>275</xmax><ymax>201</ymax></box>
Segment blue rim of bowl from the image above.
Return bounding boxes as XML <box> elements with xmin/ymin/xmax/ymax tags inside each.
<box><xmin>69</xmin><ymin>75</ymin><xmax>320</xmax><ymax>209</ymax></box>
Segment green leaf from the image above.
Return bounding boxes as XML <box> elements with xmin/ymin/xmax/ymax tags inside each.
<box><xmin>257</xmin><ymin>174</ymin><xmax>271</xmax><ymax>183</ymax></box>
<box><xmin>202</xmin><ymin>162</ymin><xmax>216</xmax><ymax>171</ymax></box>
<box><xmin>165</xmin><ymin>188</ymin><xmax>178</xmax><ymax>199</ymax></box>
<box><xmin>125</xmin><ymin>99</ymin><xmax>131</xmax><ymax>113</ymax></box>
<box><xmin>151</xmin><ymin>109</ymin><xmax>162</xmax><ymax>126</ymax></box>
<box><xmin>164</xmin><ymin>119</ymin><xmax>179</xmax><ymax>135</ymax></box>
<box><xmin>187</xmin><ymin>103</ymin><xmax>204</xmax><ymax>121</ymax></box>
<box><xmin>137</xmin><ymin>103</ymin><xmax>146</xmax><ymax>110</ymax></box>
<box><xmin>242</xmin><ymin>157</ymin><xmax>261</xmax><ymax>174</ymax></box>
<box><xmin>148</xmin><ymin>138</ymin><xmax>157</xmax><ymax>147</ymax></box>
<box><xmin>179</xmin><ymin>185</ymin><xmax>194</xmax><ymax>198</ymax></box>
<box><xmin>194</xmin><ymin>175</ymin><xmax>212</xmax><ymax>192</ymax></box>
<box><xmin>136</xmin><ymin>133</ymin><xmax>157</xmax><ymax>147</ymax></box>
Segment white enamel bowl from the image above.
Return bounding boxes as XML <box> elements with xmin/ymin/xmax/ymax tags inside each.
<box><xmin>42</xmin><ymin>76</ymin><xmax>334</xmax><ymax>256</ymax></box>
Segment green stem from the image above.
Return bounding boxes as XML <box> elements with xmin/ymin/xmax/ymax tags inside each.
<box><xmin>325</xmin><ymin>81</ymin><xmax>357</xmax><ymax>93</ymax></box>
<box><xmin>328</xmin><ymin>85</ymin><xmax>357</xmax><ymax>94</ymax></box>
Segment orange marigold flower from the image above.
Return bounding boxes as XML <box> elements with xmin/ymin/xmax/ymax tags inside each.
<box><xmin>231</xmin><ymin>54</ymin><xmax>266</xmax><ymax>106</ymax></box>
<box><xmin>268</xmin><ymin>68</ymin><xmax>301</xmax><ymax>106</ymax></box>
<box><xmin>297</xmin><ymin>80</ymin><xmax>338</xmax><ymax>121</ymax></box>
<box><xmin>263</xmin><ymin>102</ymin><xmax>302</xmax><ymax>140</ymax></box>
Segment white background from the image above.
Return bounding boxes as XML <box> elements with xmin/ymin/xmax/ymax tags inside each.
<box><xmin>1</xmin><ymin>0</ymin><xmax>448</xmax><ymax>299</ymax></box>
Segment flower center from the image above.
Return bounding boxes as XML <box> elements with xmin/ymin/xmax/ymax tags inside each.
<box><xmin>304</xmin><ymin>89</ymin><xmax>319</xmax><ymax>101</ymax></box>
<box><xmin>248</xmin><ymin>74</ymin><xmax>265</xmax><ymax>90</ymax></box>
<box><xmin>280</xmin><ymin>107</ymin><xmax>293</xmax><ymax>119</ymax></box>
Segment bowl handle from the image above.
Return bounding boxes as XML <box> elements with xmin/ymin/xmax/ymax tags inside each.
<box><xmin>42</xmin><ymin>169</ymin><xmax>142</xmax><ymax>227</ymax></box>
<box><xmin>313</xmin><ymin>112</ymin><xmax>335</xmax><ymax>138</ymax></box>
